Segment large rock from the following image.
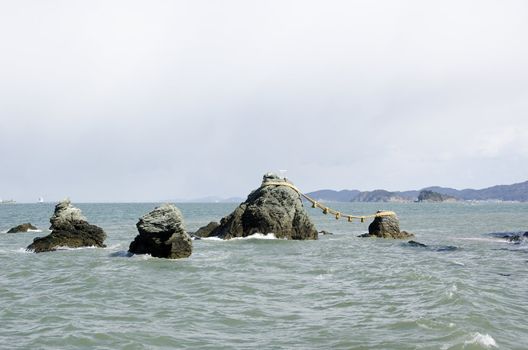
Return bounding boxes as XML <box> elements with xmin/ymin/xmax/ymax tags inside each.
<box><xmin>7</xmin><ymin>223</ymin><xmax>38</xmax><ymax>233</ymax></box>
<box><xmin>27</xmin><ymin>199</ymin><xmax>106</xmax><ymax>253</ymax></box>
<box><xmin>359</xmin><ymin>212</ymin><xmax>414</xmax><ymax>239</ymax></box>
<box><xmin>129</xmin><ymin>204</ymin><xmax>192</xmax><ymax>259</ymax></box>
<box><xmin>201</xmin><ymin>173</ymin><xmax>318</xmax><ymax>240</ymax></box>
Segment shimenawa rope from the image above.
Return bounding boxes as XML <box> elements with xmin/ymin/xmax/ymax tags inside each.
<box><xmin>262</xmin><ymin>181</ymin><xmax>396</xmax><ymax>223</ymax></box>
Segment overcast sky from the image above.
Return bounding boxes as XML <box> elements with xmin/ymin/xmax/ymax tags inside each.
<box><xmin>1</xmin><ymin>0</ymin><xmax>527</xmax><ymax>202</ymax></box>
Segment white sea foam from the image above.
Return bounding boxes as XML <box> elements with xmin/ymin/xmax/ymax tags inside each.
<box><xmin>201</xmin><ymin>233</ymin><xmax>279</xmax><ymax>241</ymax></box>
<box><xmin>456</xmin><ymin>237</ymin><xmax>507</xmax><ymax>243</ymax></box>
<box><xmin>15</xmin><ymin>248</ymin><xmax>31</xmax><ymax>253</ymax></box>
<box><xmin>464</xmin><ymin>333</ymin><xmax>497</xmax><ymax>348</ymax></box>
<box><xmin>54</xmin><ymin>245</ymin><xmax>101</xmax><ymax>251</ymax></box>
<box><xmin>231</xmin><ymin>233</ymin><xmax>279</xmax><ymax>240</ymax></box>
<box><xmin>446</xmin><ymin>284</ymin><xmax>458</xmax><ymax>299</ymax></box>
<box><xmin>27</xmin><ymin>229</ymin><xmax>42</xmax><ymax>232</ymax></box>
<box><xmin>200</xmin><ymin>236</ymin><xmax>223</xmax><ymax>241</ymax></box>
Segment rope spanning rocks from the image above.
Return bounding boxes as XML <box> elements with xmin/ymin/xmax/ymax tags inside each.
<box><xmin>359</xmin><ymin>212</ymin><xmax>414</xmax><ymax>239</ymax></box>
<box><xmin>262</xmin><ymin>181</ymin><xmax>395</xmax><ymax>222</ymax></box>
<box><xmin>195</xmin><ymin>173</ymin><xmax>318</xmax><ymax>240</ymax></box>
<box><xmin>27</xmin><ymin>199</ymin><xmax>107</xmax><ymax>253</ymax></box>
<box><xmin>129</xmin><ymin>204</ymin><xmax>192</xmax><ymax>259</ymax></box>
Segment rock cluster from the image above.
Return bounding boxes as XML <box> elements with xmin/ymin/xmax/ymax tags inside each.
<box><xmin>7</xmin><ymin>223</ymin><xmax>37</xmax><ymax>233</ymax></box>
<box><xmin>129</xmin><ymin>204</ymin><xmax>192</xmax><ymax>259</ymax></box>
<box><xmin>359</xmin><ymin>212</ymin><xmax>414</xmax><ymax>239</ymax></box>
<box><xmin>27</xmin><ymin>200</ymin><xmax>106</xmax><ymax>253</ymax></box>
<box><xmin>196</xmin><ymin>173</ymin><xmax>318</xmax><ymax>240</ymax></box>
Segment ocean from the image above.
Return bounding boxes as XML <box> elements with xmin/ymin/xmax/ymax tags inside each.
<box><xmin>1</xmin><ymin>202</ymin><xmax>527</xmax><ymax>349</ymax></box>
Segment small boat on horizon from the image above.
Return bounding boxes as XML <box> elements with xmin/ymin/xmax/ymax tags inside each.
<box><xmin>38</xmin><ymin>197</ymin><xmax>44</xmax><ymax>203</ymax></box>
<box><xmin>0</xmin><ymin>198</ymin><xmax>16</xmax><ymax>204</ymax></box>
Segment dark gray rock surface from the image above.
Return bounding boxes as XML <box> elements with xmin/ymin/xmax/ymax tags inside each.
<box><xmin>7</xmin><ymin>223</ymin><xmax>37</xmax><ymax>233</ymax></box>
<box><xmin>206</xmin><ymin>173</ymin><xmax>318</xmax><ymax>240</ymax></box>
<box><xmin>129</xmin><ymin>204</ymin><xmax>192</xmax><ymax>259</ymax></box>
<box><xmin>193</xmin><ymin>221</ymin><xmax>220</xmax><ymax>238</ymax></box>
<box><xmin>359</xmin><ymin>212</ymin><xmax>414</xmax><ymax>239</ymax></box>
<box><xmin>27</xmin><ymin>200</ymin><xmax>106</xmax><ymax>253</ymax></box>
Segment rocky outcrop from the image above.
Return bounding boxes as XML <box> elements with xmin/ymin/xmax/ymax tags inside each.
<box><xmin>129</xmin><ymin>204</ymin><xmax>192</xmax><ymax>259</ymax></box>
<box><xmin>359</xmin><ymin>212</ymin><xmax>414</xmax><ymax>239</ymax></box>
<box><xmin>204</xmin><ymin>173</ymin><xmax>318</xmax><ymax>240</ymax></box>
<box><xmin>27</xmin><ymin>200</ymin><xmax>106</xmax><ymax>253</ymax></box>
<box><xmin>193</xmin><ymin>221</ymin><xmax>220</xmax><ymax>238</ymax></box>
<box><xmin>7</xmin><ymin>223</ymin><xmax>37</xmax><ymax>233</ymax></box>
<box><xmin>417</xmin><ymin>190</ymin><xmax>458</xmax><ymax>202</ymax></box>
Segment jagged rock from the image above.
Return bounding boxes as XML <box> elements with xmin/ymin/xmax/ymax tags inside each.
<box><xmin>129</xmin><ymin>204</ymin><xmax>192</xmax><ymax>259</ymax></box>
<box><xmin>7</xmin><ymin>223</ymin><xmax>37</xmax><ymax>233</ymax></box>
<box><xmin>359</xmin><ymin>212</ymin><xmax>414</xmax><ymax>239</ymax></box>
<box><xmin>27</xmin><ymin>200</ymin><xmax>106</xmax><ymax>253</ymax></box>
<box><xmin>206</xmin><ymin>173</ymin><xmax>318</xmax><ymax>240</ymax></box>
<box><xmin>193</xmin><ymin>221</ymin><xmax>220</xmax><ymax>238</ymax></box>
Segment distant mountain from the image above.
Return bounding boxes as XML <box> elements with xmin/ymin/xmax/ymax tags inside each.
<box><xmin>352</xmin><ymin>190</ymin><xmax>410</xmax><ymax>203</ymax></box>
<box><xmin>306</xmin><ymin>189</ymin><xmax>360</xmax><ymax>202</ymax></box>
<box><xmin>173</xmin><ymin>196</ymin><xmax>244</xmax><ymax>203</ymax></box>
<box><xmin>305</xmin><ymin>180</ymin><xmax>528</xmax><ymax>202</ymax></box>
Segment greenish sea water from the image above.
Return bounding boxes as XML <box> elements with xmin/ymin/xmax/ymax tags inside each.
<box><xmin>1</xmin><ymin>202</ymin><xmax>527</xmax><ymax>349</ymax></box>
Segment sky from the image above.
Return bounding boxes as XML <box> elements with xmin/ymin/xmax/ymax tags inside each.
<box><xmin>1</xmin><ymin>0</ymin><xmax>528</xmax><ymax>202</ymax></box>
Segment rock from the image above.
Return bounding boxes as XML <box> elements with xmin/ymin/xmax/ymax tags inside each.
<box><xmin>7</xmin><ymin>223</ymin><xmax>38</xmax><ymax>233</ymax></box>
<box><xmin>416</xmin><ymin>190</ymin><xmax>458</xmax><ymax>202</ymax></box>
<box><xmin>27</xmin><ymin>199</ymin><xmax>106</xmax><ymax>253</ymax></box>
<box><xmin>407</xmin><ymin>240</ymin><xmax>427</xmax><ymax>247</ymax></box>
<box><xmin>319</xmin><ymin>230</ymin><xmax>333</xmax><ymax>235</ymax></box>
<box><xmin>206</xmin><ymin>173</ymin><xmax>318</xmax><ymax>240</ymax></box>
<box><xmin>194</xmin><ymin>221</ymin><xmax>220</xmax><ymax>238</ymax></box>
<box><xmin>129</xmin><ymin>204</ymin><xmax>192</xmax><ymax>259</ymax></box>
<box><xmin>405</xmin><ymin>240</ymin><xmax>458</xmax><ymax>252</ymax></box>
<box><xmin>509</xmin><ymin>232</ymin><xmax>528</xmax><ymax>244</ymax></box>
<box><xmin>359</xmin><ymin>212</ymin><xmax>414</xmax><ymax>239</ymax></box>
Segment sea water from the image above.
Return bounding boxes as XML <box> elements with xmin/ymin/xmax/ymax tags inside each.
<box><xmin>1</xmin><ymin>202</ymin><xmax>527</xmax><ymax>349</ymax></box>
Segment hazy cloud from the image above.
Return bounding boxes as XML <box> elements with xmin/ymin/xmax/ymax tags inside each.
<box><xmin>1</xmin><ymin>0</ymin><xmax>527</xmax><ymax>201</ymax></box>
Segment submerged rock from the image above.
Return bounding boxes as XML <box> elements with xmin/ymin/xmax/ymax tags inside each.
<box><xmin>359</xmin><ymin>212</ymin><xmax>414</xmax><ymax>239</ymax></box>
<box><xmin>7</xmin><ymin>223</ymin><xmax>38</xmax><ymax>233</ymax></box>
<box><xmin>203</xmin><ymin>173</ymin><xmax>318</xmax><ymax>240</ymax></box>
<box><xmin>405</xmin><ymin>240</ymin><xmax>458</xmax><ymax>252</ymax></box>
<box><xmin>319</xmin><ymin>230</ymin><xmax>333</xmax><ymax>235</ymax></box>
<box><xmin>509</xmin><ymin>232</ymin><xmax>528</xmax><ymax>244</ymax></box>
<box><xmin>129</xmin><ymin>204</ymin><xmax>192</xmax><ymax>259</ymax></box>
<box><xmin>407</xmin><ymin>240</ymin><xmax>427</xmax><ymax>247</ymax></box>
<box><xmin>27</xmin><ymin>200</ymin><xmax>106</xmax><ymax>253</ymax></box>
<box><xmin>489</xmin><ymin>231</ymin><xmax>528</xmax><ymax>244</ymax></box>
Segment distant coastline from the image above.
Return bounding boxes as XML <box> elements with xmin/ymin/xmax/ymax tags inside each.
<box><xmin>306</xmin><ymin>180</ymin><xmax>528</xmax><ymax>203</ymax></box>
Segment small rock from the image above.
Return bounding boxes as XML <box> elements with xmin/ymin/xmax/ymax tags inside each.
<box><xmin>27</xmin><ymin>200</ymin><xmax>106</xmax><ymax>253</ymax></box>
<box><xmin>129</xmin><ymin>204</ymin><xmax>192</xmax><ymax>259</ymax></box>
<box><xmin>359</xmin><ymin>212</ymin><xmax>414</xmax><ymax>239</ymax></box>
<box><xmin>407</xmin><ymin>240</ymin><xmax>427</xmax><ymax>247</ymax></box>
<box><xmin>319</xmin><ymin>230</ymin><xmax>333</xmax><ymax>235</ymax></box>
<box><xmin>7</xmin><ymin>223</ymin><xmax>38</xmax><ymax>233</ymax></box>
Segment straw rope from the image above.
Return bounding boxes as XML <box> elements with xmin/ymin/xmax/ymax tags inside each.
<box><xmin>262</xmin><ymin>181</ymin><xmax>396</xmax><ymax>223</ymax></box>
